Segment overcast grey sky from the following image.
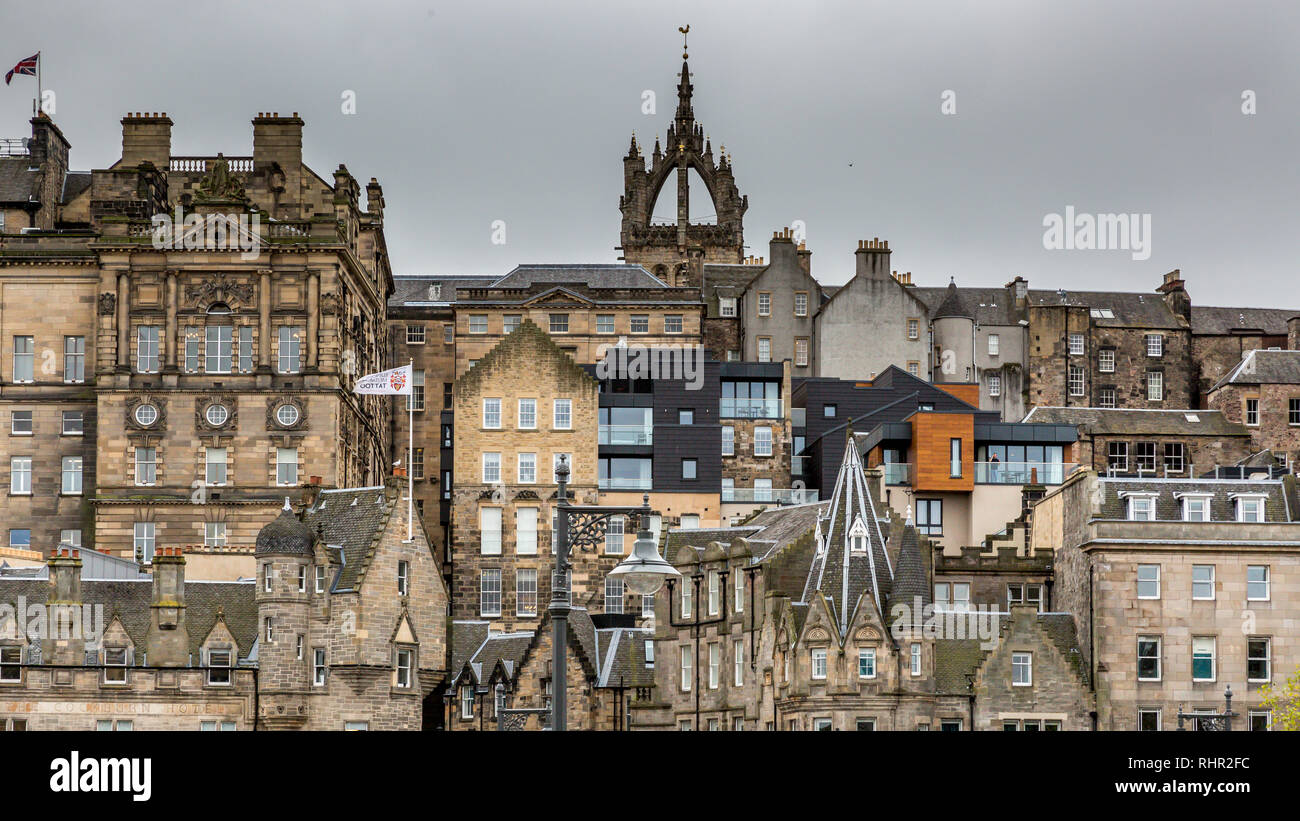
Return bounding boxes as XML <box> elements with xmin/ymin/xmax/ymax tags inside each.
<box><xmin>3</xmin><ymin>0</ymin><xmax>1298</xmax><ymax>306</ymax></box>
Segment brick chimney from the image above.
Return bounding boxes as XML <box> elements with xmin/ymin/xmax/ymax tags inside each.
<box><xmin>1288</xmin><ymin>316</ymin><xmax>1300</xmax><ymax>351</ymax></box>
<box><xmin>27</xmin><ymin>114</ymin><xmax>71</xmax><ymax>230</ymax></box>
<box><xmin>120</xmin><ymin>112</ymin><xmax>173</xmax><ymax>169</ymax></box>
<box><xmin>147</xmin><ymin>547</ymin><xmax>189</xmax><ymax>665</ymax></box>
<box><xmin>854</xmin><ymin>238</ymin><xmax>891</xmax><ymax>280</ymax></box>
<box><xmin>1157</xmin><ymin>269</ymin><xmax>1191</xmax><ymax>321</ymax></box>
<box><xmin>796</xmin><ymin>240</ymin><xmax>811</xmax><ymax>276</ymax></box>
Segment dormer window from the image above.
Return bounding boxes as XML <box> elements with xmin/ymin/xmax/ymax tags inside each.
<box><xmin>1121</xmin><ymin>492</ymin><xmax>1158</xmax><ymax>521</ymax></box>
<box><xmin>1176</xmin><ymin>493</ymin><xmax>1212</xmax><ymax>522</ymax></box>
<box><xmin>1234</xmin><ymin>495</ymin><xmax>1266</xmax><ymax>523</ymax></box>
<box><xmin>849</xmin><ymin>517</ymin><xmax>868</xmax><ymax>553</ymax></box>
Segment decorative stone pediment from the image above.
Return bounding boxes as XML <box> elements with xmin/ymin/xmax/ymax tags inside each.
<box><xmin>854</xmin><ymin>627</ymin><xmax>882</xmax><ymax>644</ymax></box>
<box><xmin>805</xmin><ymin>626</ymin><xmax>831</xmax><ymax>645</ymax></box>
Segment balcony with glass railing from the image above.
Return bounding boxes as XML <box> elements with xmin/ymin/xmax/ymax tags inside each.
<box><xmin>974</xmin><ymin>461</ymin><xmax>1076</xmax><ymax>485</ymax></box>
<box><xmin>722</xmin><ymin>487</ymin><xmax>819</xmax><ymax>505</ymax></box>
<box><xmin>598</xmin><ymin>425</ymin><xmax>653</xmax><ymax>446</ymax></box>
<box><xmin>720</xmin><ymin>398</ymin><xmax>783</xmax><ymax>419</ymax></box>
<box><xmin>882</xmin><ymin>463</ymin><xmax>911</xmax><ymax>485</ymax></box>
<box><xmin>598</xmin><ymin>477</ymin><xmax>653</xmax><ymax>491</ymax></box>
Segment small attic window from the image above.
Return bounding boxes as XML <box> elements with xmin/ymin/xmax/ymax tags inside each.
<box><xmin>849</xmin><ymin>517</ymin><xmax>869</xmax><ymax>553</ymax></box>
<box><xmin>1184</xmin><ymin>414</ymin><xmax>1199</xmax><ymax>422</ymax></box>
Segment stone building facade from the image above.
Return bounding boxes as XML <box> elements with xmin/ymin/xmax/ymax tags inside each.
<box><xmin>1023</xmin><ymin>406</ymin><xmax>1254</xmax><ymax>477</ymax></box>
<box><xmin>449</xmin><ymin>321</ymin><xmax>610</xmax><ymax>628</ymax></box>
<box><xmin>1206</xmin><ymin>348</ymin><xmax>1300</xmax><ymax>467</ymax></box>
<box><xmin>0</xmin><ymin>546</ymin><xmax>259</xmax><ymax>731</ymax></box>
<box><xmin>631</xmin><ymin>436</ymin><xmax>1093</xmax><ymax>730</ymax></box>
<box><xmin>1035</xmin><ymin>470</ymin><xmax>1300</xmax><ymax>730</ymax></box>
<box><xmin>0</xmin><ymin>111</ymin><xmax>394</xmax><ymax>562</ymax></box>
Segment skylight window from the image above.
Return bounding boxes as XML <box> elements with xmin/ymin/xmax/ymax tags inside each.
<box><xmin>1089</xmin><ymin>308</ymin><xmax>1115</xmax><ymax>319</ymax></box>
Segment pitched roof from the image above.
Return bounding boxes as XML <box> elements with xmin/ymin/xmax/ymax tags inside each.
<box><xmin>1191</xmin><ymin>306</ymin><xmax>1299</xmax><ymax>336</ymax></box>
<box><xmin>1022</xmin><ymin>406</ymin><xmax>1249</xmax><ymax>437</ymax></box>
<box><xmin>389</xmin><ymin>275</ymin><xmax>496</xmax><ymax>307</ymax></box>
<box><xmin>0</xmin><ymin>158</ymin><xmax>37</xmax><ymax>203</ymax></box>
<box><xmin>594</xmin><ymin>627</ymin><xmax>655</xmax><ymax>688</ymax></box>
<box><xmin>802</xmin><ymin>435</ymin><xmax>892</xmax><ymax>636</ymax></box>
<box><xmin>303</xmin><ymin>486</ymin><xmax>396</xmax><ymax>591</ymax></box>
<box><xmin>0</xmin><ymin>578</ymin><xmax>258</xmax><ymax>661</ymax></box>
<box><xmin>1211</xmin><ymin>348</ymin><xmax>1300</xmax><ymax>390</ymax></box>
<box><xmin>489</xmin><ymin>264</ymin><xmax>666</xmax><ymax>289</ymax></box>
<box><xmin>890</xmin><ymin>522</ymin><xmax>928</xmax><ymax>609</ymax></box>
<box><xmin>1095</xmin><ymin>477</ymin><xmax>1292</xmax><ymax>522</ymax></box>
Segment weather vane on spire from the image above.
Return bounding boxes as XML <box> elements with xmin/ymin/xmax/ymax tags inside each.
<box><xmin>678</xmin><ymin>25</ymin><xmax>690</xmax><ymax>59</ymax></box>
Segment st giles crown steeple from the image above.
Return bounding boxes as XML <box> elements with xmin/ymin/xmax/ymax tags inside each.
<box><xmin>618</xmin><ymin>28</ymin><xmax>747</xmax><ymax>285</ymax></box>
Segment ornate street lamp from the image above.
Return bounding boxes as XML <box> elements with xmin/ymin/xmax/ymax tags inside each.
<box><xmin>550</xmin><ymin>455</ymin><xmax>677</xmax><ymax>731</ymax></box>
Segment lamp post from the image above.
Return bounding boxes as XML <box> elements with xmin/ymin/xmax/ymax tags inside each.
<box><xmin>1176</xmin><ymin>685</ymin><xmax>1238</xmax><ymax>731</ymax></box>
<box><xmin>550</xmin><ymin>455</ymin><xmax>678</xmax><ymax>731</ymax></box>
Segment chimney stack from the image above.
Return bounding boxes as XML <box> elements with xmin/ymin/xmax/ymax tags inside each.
<box><xmin>769</xmin><ymin>228</ymin><xmax>798</xmax><ymax>268</ymax></box>
<box><xmin>252</xmin><ymin>112</ymin><xmax>304</xmax><ymax>215</ymax></box>
<box><xmin>855</xmin><ymin>238</ymin><xmax>892</xmax><ymax>280</ymax></box>
<box><xmin>148</xmin><ymin>547</ymin><xmax>189</xmax><ymax>665</ymax></box>
<box><xmin>120</xmin><ymin>112</ymin><xmax>173</xmax><ymax>170</ymax></box>
<box><xmin>796</xmin><ymin>241</ymin><xmax>811</xmax><ymax>276</ymax></box>
<box><xmin>1157</xmin><ymin>269</ymin><xmax>1191</xmax><ymax>321</ymax></box>
<box><xmin>1288</xmin><ymin>316</ymin><xmax>1300</xmax><ymax>352</ymax></box>
<box><xmin>46</xmin><ymin>547</ymin><xmax>84</xmax><ymax>665</ymax></box>
<box><xmin>1006</xmin><ymin>275</ymin><xmax>1029</xmax><ymax>308</ymax></box>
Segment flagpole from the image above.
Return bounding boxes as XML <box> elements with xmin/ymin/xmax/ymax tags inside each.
<box><xmin>35</xmin><ymin>51</ymin><xmax>41</xmax><ymax>116</ymax></box>
<box><xmin>407</xmin><ymin>357</ymin><xmax>414</xmax><ymax>542</ymax></box>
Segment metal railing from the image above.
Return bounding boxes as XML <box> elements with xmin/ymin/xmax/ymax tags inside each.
<box><xmin>974</xmin><ymin>461</ymin><xmax>1076</xmax><ymax>485</ymax></box>
<box><xmin>722</xmin><ymin>487</ymin><xmax>818</xmax><ymax>504</ymax></box>
<box><xmin>598</xmin><ymin>425</ymin><xmax>653</xmax><ymax>446</ymax></box>
<box><xmin>720</xmin><ymin>398</ymin><xmax>783</xmax><ymax>419</ymax></box>
<box><xmin>0</xmin><ymin>138</ymin><xmax>29</xmax><ymax>156</ymax></box>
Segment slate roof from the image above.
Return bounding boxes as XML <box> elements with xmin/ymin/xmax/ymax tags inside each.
<box><xmin>932</xmin><ymin>612</ymin><xmax>1089</xmax><ymax>694</ymax></box>
<box><xmin>890</xmin><ymin>523</ymin><xmax>929</xmax><ymax>609</ymax></box>
<box><xmin>255</xmin><ymin>502</ymin><xmax>315</xmax><ymax>557</ymax></box>
<box><xmin>931</xmin><ymin>279</ymin><xmax>972</xmax><ymax>319</ymax></box>
<box><xmin>0</xmin><ymin>578</ymin><xmax>258</xmax><ymax>661</ymax></box>
<box><xmin>802</xmin><ymin>435</ymin><xmax>892</xmax><ymax>635</ymax></box>
<box><xmin>1095</xmin><ymin>477</ymin><xmax>1292</xmax><ymax>522</ymax></box>
<box><xmin>303</xmin><ymin>486</ymin><xmax>396</xmax><ymax>592</ymax></box>
<box><xmin>0</xmin><ymin>157</ymin><xmax>36</xmax><ymax>204</ymax></box>
<box><xmin>447</xmin><ymin>621</ymin><xmax>534</xmax><ymax>687</ymax></box>
<box><xmin>389</xmin><ymin>275</ymin><xmax>496</xmax><ymax>307</ymax></box>
<box><xmin>1022</xmin><ymin>406</ymin><xmax>1249</xmax><ymax>437</ymax></box>
<box><xmin>594</xmin><ymin>627</ymin><xmax>655</xmax><ymax>688</ymax></box>
<box><xmin>60</xmin><ymin>171</ymin><xmax>91</xmax><ymax>204</ymax></box>
<box><xmin>489</xmin><ymin>264</ymin><xmax>666</xmax><ymax>290</ymax></box>
<box><xmin>1191</xmin><ymin>306</ymin><xmax>1299</xmax><ymax>336</ymax></box>
<box><xmin>1211</xmin><ymin>349</ymin><xmax>1300</xmax><ymax>390</ymax></box>
<box><xmin>913</xmin><ymin>285</ymin><xmax>1025</xmax><ymax>327</ymax></box>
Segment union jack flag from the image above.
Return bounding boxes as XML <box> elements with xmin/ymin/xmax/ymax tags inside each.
<box><xmin>5</xmin><ymin>53</ymin><xmax>38</xmax><ymax>86</ymax></box>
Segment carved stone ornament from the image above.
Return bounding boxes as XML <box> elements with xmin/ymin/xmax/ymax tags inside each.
<box><xmin>98</xmin><ymin>292</ymin><xmax>116</xmax><ymax>315</ymax></box>
<box><xmin>195</xmin><ymin>395</ymin><xmax>238</xmax><ymax>432</ymax></box>
<box><xmin>266</xmin><ymin>396</ymin><xmax>307</xmax><ymax>431</ymax></box>
<box><xmin>184</xmin><ymin>272</ymin><xmax>255</xmax><ymax>310</ymax></box>
<box><xmin>125</xmin><ymin>396</ymin><xmax>167</xmax><ymax>431</ymax></box>
<box><xmin>195</xmin><ymin>156</ymin><xmax>248</xmax><ymax>202</ymax></box>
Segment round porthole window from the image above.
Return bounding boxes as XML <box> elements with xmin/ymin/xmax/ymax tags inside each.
<box><xmin>134</xmin><ymin>404</ymin><xmax>158</xmax><ymax>427</ymax></box>
<box><xmin>205</xmin><ymin>404</ymin><xmax>229</xmax><ymax>427</ymax></box>
<box><xmin>276</xmin><ymin>404</ymin><xmax>300</xmax><ymax>427</ymax></box>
